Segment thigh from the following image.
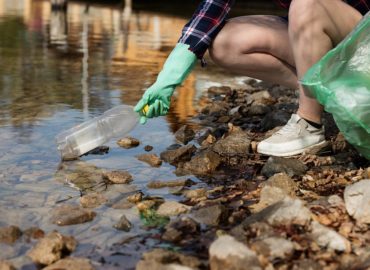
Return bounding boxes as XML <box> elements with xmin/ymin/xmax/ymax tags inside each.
<box><xmin>211</xmin><ymin>15</ymin><xmax>296</xmax><ymax>67</ymax></box>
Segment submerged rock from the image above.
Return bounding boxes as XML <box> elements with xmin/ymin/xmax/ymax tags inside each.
<box><xmin>102</xmin><ymin>170</ymin><xmax>133</xmax><ymax>184</ymax></box>
<box><xmin>344</xmin><ymin>179</ymin><xmax>370</xmax><ymax>224</ymax></box>
<box><xmin>117</xmin><ymin>137</ymin><xmax>140</xmax><ymax>148</ymax></box>
<box><xmin>209</xmin><ymin>235</ymin><xmax>262</xmax><ymax>270</ymax></box>
<box><xmin>261</xmin><ymin>156</ymin><xmax>307</xmax><ymax>178</ymax></box>
<box><xmin>0</xmin><ymin>260</ymin><xmax>16</xmax><ymax>270</ymax></box>
<box><xmin>162</xmin><ymin>217</ymin><xmax>199</xmax><ymax>243</ymax></box>
<box><xmin>175</xmin><ymin>125</ymin><xmax>195</xmax><ymax>145</ymax></box>
<box><xmin>113</xmin><ymin>215</ymin><xmax>132</xmax><ymax>232</ymax></box>
<box><xmin>27</xmin><ymin>231</ymin><xmax>77</xmax><ymax>265</ymax></box>
<box><xmin>147</xmin><ymin>179</ymin><xmax>195</xmax><ymax>189</ymax></box>
<box><xmin>156</xmin><ymin>201</ymin><xmax>190</xmax><ymax>217</ymax></box>
<box><xmin>43</xmin><ymin>257</ymin><xmax>95</xmax><ymax>270</ymax></box>
<box><xmin>136</xmin><ymin>153</ymin><xmax>162</xmax><ymax>167</ymax></box>
<box><xmin>0</xmin><ymin>226</ymin><xmax>22</xmax><ymax>245</ymax></box>
<box><xmin>160</xmin><ymin>144</ymin><xmax>197</xmax><ymax>165</ymax></box>
<box><xmin>50</xmin><ymin>204</ymin><xmax>96</xmax><ymax>226</ymax></box>
<box><xmin>80</xmin><ymin>192</ymin><xmax>107</xmax><ymax>208</ymax></box>
<box><xmin>144</xmin><ymin>145</ymin><xmax>154</xmax><ymax>152</ymax></box>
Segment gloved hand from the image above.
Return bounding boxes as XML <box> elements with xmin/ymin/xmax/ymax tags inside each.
<box><xmin>134</xmin><ymin>43</ymin><xmax>197</xmax><ymax>124</ymax></box>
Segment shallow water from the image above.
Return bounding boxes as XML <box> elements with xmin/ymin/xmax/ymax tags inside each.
<box><xmin>0</xmin><ymin>0</ymin><xmax>281</xmax><ymax>269</ymax></box>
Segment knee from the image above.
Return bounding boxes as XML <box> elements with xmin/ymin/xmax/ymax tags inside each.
<box><xmin>209</xmin><ymin>21</ymin><xmax>248</xmax><ymax>66</ymax></box>
<box><xmin>288</xmin><ymin>0</ymin><xmax>320</xmax><ymax>38</ymax></box>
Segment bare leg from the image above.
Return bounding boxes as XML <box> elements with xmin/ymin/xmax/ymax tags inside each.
<box><xmin>210</xmin><ymin>15</ymin><xmax>298</xmax><ymax>89</ymax></box>
<box><xmin>289</xmin><ymin>0</ymin><xmax>362</xmax><ymax>123</ymax></box>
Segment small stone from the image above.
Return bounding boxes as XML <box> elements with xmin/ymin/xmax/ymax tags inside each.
<box><xmin>147</xmin><ymin>179</ymin><xmax>195</xmax><ymax>189</ymax></box>
<box><xmin>117</xmin><ymin>137</ymin><xmax>140</xmax><ymax>148</ymax></box>
<box><xmin>136</xmin><ymin>200</ymin><xmax>157</xmax><ymax>212</ymax></box>
<box><xmin>251</xmin><ymin>237</ymin><xmax>295</xmax><ymax>261</ymax></box>
<box><xmin>43</xmin><ymin>257</ymin><xmax>95</xmax><ymax>270</ymax></box>
<box><xmin>144</xmin><ymin>145</ymin><xmax>154</xmax><ymax>152</ymax></box>
<box><xmin>261</xmin><ymin>156</ymin><xmax>307</xmax><ymax>178</ymax></box>
<box><xmin>27</xmin><ymin>231</ymin><xmax>77</xmax><ymax>265</ymax></box>
<box><xmin>50</xmin><ymin>204</ymin><xmax>96</xmax><ymax>226</ymax></box>
<box><xmin>183</xmin><ymin>188</ymin><xmax>207</xmax><ymax>199</ymax></box>
<box><xmin>162</xmin><ymin>217</ymin><xmax>199</xmax><ymax>243</ymax></box>
<box><xmin>201</xmin><ymin>134</ymin><xmax>217</xmax><ymax>147</ymax></box>
<box><xmin>0</xmin><ymin>260</ymin><xmax>16</xmax><ymax>270</ymax></box>
<box><xmin>191</xmin><ymin>204</ymin><xmax>227</xmax><ymax>226</ymax></box>
<box><xmin>209</xmin><ymin>235</ymin><xmax>262</xmax><ymax>270</ymax></box>
<box><xmin>102</xmin><ymin>170</ymin><xmax>133</xmax><ymax>184</ymax></box>
<box><xmin>208</xmin><ymin>86</ymin><xmax>232</xmax><ymax>96</ymax></box>
<box><xmin>175</xmin><ymin>125</ymin><xmax>195</xmax><ymax>145</ymax></box>
<box><xmin>80</xmin><ymin>193</ymin><xmax>107</xmax><ymax>208</ymax></box>
<box><xmin>183</xmin><ymin>150</ymin><xmax>222</xmax><ymax>176</ymax></box>
<box><xmin>23</xmin><ymin>227</ymin><xmax>45</xmax><ymax>240</ymax></box>
<box><xmin>212</xmin><ymin>131</ymin><xmax>251</xmax><ymax>156</ymax></box>
<box><xmin>127</xmin><ymin>192</ymin><xmax>144</xmax><ymax>203</ymax></box>
<box><xmin>136</xmin><ymin>154</ymin><xmax>162</xmax><ymax>167</ymax></box>
<box><xmin>114</xmin><ymin>215</ymin><xmax>132</xmax><ymax>232</ymax></box>
<box><xmin>344</xmin><ymin>179</ymin><xmax>370</xmax><ymax>224</ymax></box>
<box><xmin>0</xmin><ymin>226</ymin><xmax>22</xmax><ymax>245</ymax></box>
<box><xmin>160</xmin><ymin>144</ymin><xmax>197</xmax><ymax>165</ymax></box>
<box><xmin>310</xmin><ymin>221</ymin><xmax>351</xmax><ymax>252</ymax></box>
<box><xmin>156</xmin><ymin>201</ymin><xmax>190</xmax><ymax>217</ymax></box>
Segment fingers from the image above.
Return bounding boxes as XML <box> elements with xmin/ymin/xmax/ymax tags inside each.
<box><xmin>139</xmin><ymin>116</ymin><xmax>147</xmax><ymax>124</ymax></box>
<box><xmin>134</xmin><ymin>95</ymin><xmax>149</xmax><ymax>112</ymax></box>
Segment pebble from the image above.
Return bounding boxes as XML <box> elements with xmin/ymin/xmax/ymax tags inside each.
<box><xmin>113</xmin><ymin>215</ymin><xmax>132</xmax><ymax>232</ymax></box>
<box><xmin>0</xmin><ymin>226</ymin><xmax>22</xmax><ymax>245</ymax></box>
<box><xmin>156</xmin><ymin>201</ymin><xmax>190</xmax><ymax>217</ymax></box>
<box><xmin>43</xmin><ymin>257</ymin><xmax>95</xmax><ymax>270</ymax></box>
<box><xmin>136</xmin><ymin>154</ymin><xmax>162</xmax><ymax>167</ymax></box>
<box><xmin>117</xmin><ymin>137</ymin><xmax>140</xmax><ymax>148</ymax></box>
<box><xmin>261</xmin><ymin>156</ymin><xmax>308</xmax><ymax>178</ymax></box>
<box><xmin>175</xmin><ymin>125</ymin><xmax>195</xmax><ymax>145</ymax></box>
<box><xmin>80</xmin><ymin>192</ymin><xmax>107</xmax><ymax>208</ymax></box>
<box><xmin>50</xmin><ymin>204</ymin><xmax>96</xmax><ymax>226</ymax></box>
<box><xmin>344</xmin><ymin>179</ymin><xmax>370</xmax><ymax>224</ymax></box>
<box><xmin>102</xmin><ymin>170</ymin><xmax>133</xmax><ymax>184</ymax></box>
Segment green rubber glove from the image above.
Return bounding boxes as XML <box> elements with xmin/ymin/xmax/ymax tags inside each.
<box><xmin>134</xmin><ymin>43</ymin><xmax>197</xmax><ymax>124</ymax></box>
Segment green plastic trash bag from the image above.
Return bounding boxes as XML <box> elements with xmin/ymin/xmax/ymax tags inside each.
<box><xmin>301</xmin><ymin>12</ymin><xmax>370</xmax><ymax>159</ymax></box>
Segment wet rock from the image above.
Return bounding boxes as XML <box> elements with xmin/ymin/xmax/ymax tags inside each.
<box><xmin>0</xmin><ymin>226</ymin><xmax>22</xmax><ymax>245</ymax></box>
<box><xmin>117</xmin><ymin>137</ymin><xmax>140</xmax><ymax>148</ymax></box>
<box><xmin>244</xmin><ymin>198</ymin><xmax>311</xmax><ymax>227</ymax></box>
<box><xmin>0</xmin><ymin>261</ymin><xmax>16</xmax><ymax>270</ymax></box>
<box><xmin>260</xmin><ymin>110</ymin><xmax>291</xmax><ymax>131</ymax></box>
<box><xmin>156</xmin><ymin>201</ymin><xmax>190</xmax><ymax>217</ymax></box>
<box><xmin>147</xmin><ymin>179</ymin><xmax>195</xmax><ymax>189</ymax></box>
<box><xmin>50</xmin><ymin>204</ymin><xmax>96</xmax><ymax>226</ymax></box>
<box><xmin>251</xmin><ymin>237</ymin><xmax>295</xmax><ymax>261</ymax></box>
<box><xmin>162</xmin><ymin>217</ymin><xmax>199</xmax><ymax>243</ymax></box>
<box><xmin>136</xmin><ymin>200</ymin><xmax>157</xmax><ymax>212</ymax></box>
<box><xmin>261</xmin><ymin>156</ymin><xmax>307</xmax><ymax>178</ymax></box>
<box><xmin>43</xmin><ymin>257</ymin><xmax>95</xmax><ymax>270</ymax></box>
<box><xmin>292</xmin><ymin>259</ymin><xmax>321</xmax><ymax>270</ymax></box>
<box><xmin>344</xmin><ymin>179</ymin><xmax>370</xmax><ymax>224</ymax></box>
<box><xmin>175</xmin><ymin>125</ymin><xmax>195</xmax><ymax>145</ymax></box>
<box><xmin>195</xmin><ymin>127</ymin><xmax>213</xmax><ymax>145</ymax></box>
<box><xmin>183</xmin><ymin>150</ymin><xmax>222</xmax><ymax>175</ymax></box>
<box><xmin>80</xmin><ymin>192</ymin><xmax>107</xmax><ymax>208</ymax></box>
<box><xmin>209</xmin><ymin>235</ymin><xmax>262</xmax><ymax>270</ymax></box>
<box><xmin>160</xmin><ymin>144</ymin><xmax>197</xmax><ymax>165</ymax></box>
<box><xmin>136</xmin><ymin>154</ymin><xmax>162</xmax><ymax>167</ymax></box>
<box><xmin>127</xmin><ymin>192</ymin><xmax>144</xmax><ymax>203</ymax></box>
<box><xmin>212</xmin><ymin>131</ymin><xmax>251</xmax><ymax>156</ymax></box>
<box><xmin>191</xmin><ymin>204</ymin><xmax>227</xmax><ymax>226</ymax></box>
<box><xmin>250</xmin><ymin>173</ymin><xmax>297</xmax><ymax>212</ymax></box>
<box><xmin>208</xmin><ymin>86</ymin><xmax>232</xmax><ymax>96</ymax></box>
<box><xmin>136</xmin><ymin>248</ymin><xmax>201</xmax><ymax>270</ymax></box>
<box><xmin>144</xmin><ymin>145</ymin><xmax>154</xmax><ymax>152</ymax></box>
<box><xmin>23</xmin><ymin>227</ymin><xmax>45</xmax><ymax>241</ymax></box>
<box><xmin>102</xmin><ymin>170</ymin><xmax>133</xmax><ymax>184</ymax></box>
<box><xmin>247</xmin><ymin>105</ymin><xmax>270</xmax><ymax>116</ymax></box>
<box><xmin>113</xmin><ymin>215</ymin><xmax>132</xmax><ymax>232</ymax></box>
<box><xmin>310</xmin><ymin>221</ymin><xmax>351</xmax><ymax>252</ymax></box>
<box><xmin>183</xmin><ymin>188</ymin><xmax>207</xmax><ymax>199</ymax></box>
<box><xmin>201</xmin><ymin>101</ymin><xmax>229</xmax><ymax>115</ymax></box>
<box><xmin>27</xmin><ymin>231</ymin><xmax>77</xmax><ymax>265</ymax></box>
<box><xmin>201</xmin><ymin>134</ymin><xmax>217</xmax><ymax>147</ymax></box>
<box><xmin>247</xmin><ymin>90</ymin><xmax>275</xmax><ymax>105</ymax></box>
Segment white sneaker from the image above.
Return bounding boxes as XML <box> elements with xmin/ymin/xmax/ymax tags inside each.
<box><xmin>257</xmin><ymin>114</ymin><xmax>327</xmax><ymax>156</ymax></box>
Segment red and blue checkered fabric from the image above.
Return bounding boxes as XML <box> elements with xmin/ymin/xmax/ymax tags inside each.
<box><xmin>179</xmin><ymin>0</ymin><xmax>370</xmax><ymax>59</ymax></box>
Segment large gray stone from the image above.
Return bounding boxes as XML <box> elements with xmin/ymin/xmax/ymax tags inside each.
<box><xmin>209</xmin><ymin>235</ymin><xmax>261</xmax><ymax>270</ymax></box>
<box><xmin>261</xmin><ymin>156</ymin><xmax>307</xmax><ymax>178</ymax></box>
<box><xmin>344</xmin><ymin>179</ymin><xmax>370</xmax><ymax>224</ymax></box>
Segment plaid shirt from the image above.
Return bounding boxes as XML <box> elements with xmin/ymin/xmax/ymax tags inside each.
<box><xmin>179</xmin><ymin>0</ymin><xmax>370</xmax><ymax>59</ymax></box>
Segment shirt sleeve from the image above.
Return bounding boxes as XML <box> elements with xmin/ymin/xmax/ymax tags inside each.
<box><xmin>178</xmin><ymin>0</ymin><xmax>235</xmax><ymax>59</ymax></box>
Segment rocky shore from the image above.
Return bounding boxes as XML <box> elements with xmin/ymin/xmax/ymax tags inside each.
<box><xmin>1</xmin><ymin>80</ymin><xmax>370</xmax><ymax>270</ymax></box>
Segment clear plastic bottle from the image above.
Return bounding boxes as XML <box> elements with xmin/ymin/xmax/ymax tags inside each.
<box><xmin>56</xmin><ymin>105</ymin><xmax>139</xmax><ymax>160</ymax></box>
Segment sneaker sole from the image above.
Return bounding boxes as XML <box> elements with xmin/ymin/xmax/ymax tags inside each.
<box><xmin>257</xmin><ymin>140</ymin><xmax>329</xmax><ymax>157</ymax></box>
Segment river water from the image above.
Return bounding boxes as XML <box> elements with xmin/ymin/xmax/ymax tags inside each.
<box><xmin>0</xmin><ymin>1</ymin><xmax>282</xmax><ymax>269</ymax></box>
